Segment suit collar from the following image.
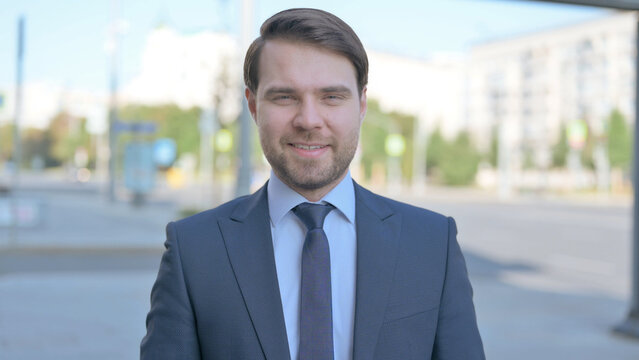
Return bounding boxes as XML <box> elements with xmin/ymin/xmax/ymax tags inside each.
<box><xmin>353</xmin><ymin>181</ymin><xmax>394</xmax><ymax>220</ymax></box>
<box><xmin>228</xmin><ymin>182</ymin><xmax>269</xmax><ymax>222</ymax></box>
<box><xmin>220</xmin><ymin>184</ymin><xmax>292</xmax><ymax>360</ymax></box>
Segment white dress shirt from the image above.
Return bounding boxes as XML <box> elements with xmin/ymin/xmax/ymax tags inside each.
<box><xmin>267</xmin><ymin>171</ymin><xmax>357</xmax><ymax>360</ymax></box>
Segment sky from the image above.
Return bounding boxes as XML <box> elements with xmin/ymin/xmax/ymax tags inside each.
<box><xmin>0</xmin><ymin>0</ymin><xmax>613</xmax><ymax>94</ymax></box>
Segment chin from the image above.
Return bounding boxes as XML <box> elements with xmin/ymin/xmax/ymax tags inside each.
<box><xmin>289</xmin><ymin>166</ymin><xmax>344</xmax><ymax>190</ymax></box>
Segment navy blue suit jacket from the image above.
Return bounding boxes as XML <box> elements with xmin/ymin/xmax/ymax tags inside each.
<box><xmin>141</xmin><ymin>182</ymin><xmax>485</xmax><ymax>359</ymax></box>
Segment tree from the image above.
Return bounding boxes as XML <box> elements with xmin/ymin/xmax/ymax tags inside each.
<box><xmin>439</xmin><ymin>131</ymin><xmax>481</xmax><ymax>186</ymax></box>
<box><xmin>360</xmin><ymin>100</ymin><xmax>391</xmax><ymax>180</ymax></box>
<box><xmin>522</xmin><ymin>145</ymin><xmax>535</xmax><ymax>170</ymax></box>
<box><xmin>391</xmin><ymin>110</ymin><xmax>415</xmax><ymax>182</ymax></box>
<box><xmin>486</xmin><ymin>126</ymin><xmax>498</xmax><ymax>168</ymax></box>
<box><xmin>607</xmin><ymin>109</ymin><xmax>632</xmax><ymax>171</ymax></box>
<box><xmin>47</xmin><ymin>111</ymin><xmax>93</xmax><ymax>167</ymax></box>
<box><xmin>118</xmin><ymin>104</ymin><xmax>201</xmax><ymax>159</ymax></box>
<box><xmin>0</xmin><ymin>123</ymin><xmax>14</xmax><ymax>162</ymax></box>
<box><xmin>22</xmin><ymin>127</ymin><xmax>56</xmax><ymax>168</ymax></box>
<box><xmin>426</xmin><ymin>127</ymin><xmax>446</xmax><ymax>175</ymax></box>
<box><xmin>359</xmin><ymin>100</ymin><xmax>417</xmax><ymax>182</ymax></box>
<box><xmin>551</xmin><ymin>124</ymin><xmax>568</xmax><ymax>168</ymax></box>
<box><xmin>580</xmin><ymin>122</ymin><xmax>595</xmax><ymax>170</ymax></box>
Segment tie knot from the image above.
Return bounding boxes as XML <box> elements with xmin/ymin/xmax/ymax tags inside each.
<box><xmin>293</xmin><ymin>202</ymin><xmax>335</xmax><ymax>231</ymax></box>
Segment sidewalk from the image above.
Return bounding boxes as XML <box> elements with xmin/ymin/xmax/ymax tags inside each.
<box><xmin>1</xmin><ymin>181</ymin><xmax>638</xmax><ymax>359</ymax></box>
<box><xmin>0</xmin><ymin>185</ymin><xmax>177</xmax><ymax>250</ymax></box>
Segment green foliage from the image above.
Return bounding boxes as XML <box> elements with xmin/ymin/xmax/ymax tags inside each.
<box><xmin>1</xmin><ymin>113</ymin><xmax>93</xmax><ymax>169</ymax></box>
<box><xmin>438</xmin><ymin>131</ymin><xmax>481</xmax><ymax>186</ymax></box>
<box><xmin>391</xmin><ymin>110</ymin><xmax>415</xmax><ymax>182</ymax></box>
<box><xmin>179</xmin><ymin>207</ymin><xmax>203</xmax><ymax>218</ymax></box>
<box><xmin>486</xmin><ymin>127</ymin><xmax>498</xmax><ymax>168</ymax></box>
<box><xmin>118</xmin><ymin>104</ymin><xmax>201</xmax><ymax>159</ymax></box>
<box><xmin>522</xmin><ymin>146</ymin><xmax>536</xmax><ymax>170</ymax></box>
<box><xmin>426</xmin><ymin>127</ymin><xmax>446</xmax><ymax>174</ymax></box>
<box><xmin>580</xmin><ymin>123</ymin><xmax>595</xmax><ymax>170</ymax></box>
<box><xmin>360</xmin><ymin>100</ymin><xmax>416</xmax><ymax>182</ymax></box>
<box><xmin>0</xmin><ymin>112</ymin><xmax>94</xmax><ymax>169</ymax></box>
<box><xmin>607</xmin><ymin>109</ymin><xmax>632</xmax><ymax>170</ymax></box>
<box><xmin>551</xmin><ymin>124</ymin><xmax>568</xmax><ymax>168</ymax></box>
<box><xmin>0</xmin><ymin>123</ymin><xmax>14</xmax><ymax>161</ymax></box>
<box><xmin>425</xmin><ymin>128</ymin><xmax>481</xmax><ymax>186</ymax></box>
<box><xmin>22</xmin><ymin>127</ymin><xmax>58</xmax><ymax>168</ymax></box>
<box><xmin>48</xmin><ymin>112</ymin><xmax>93</xmax><ymax>166</ymax></box>
<box><xmin>360</xmin><ymin>101</ymin><xmax>393</xmax><ymax>179</ymax></box>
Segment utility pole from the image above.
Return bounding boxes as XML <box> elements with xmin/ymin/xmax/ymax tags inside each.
<box><xmin>614</xmin><ymin>12</ymin><xmax>639</xmax><ymax>339</ymax></box>
<box><xmin>13</xmin><ymin>17</ymin><xmax>24</xmax><ymax>187</ymax></box>
<box><xmin>9</xmin><ymin>15</ymin><xmax>25</xmax><ymax>246</ymax></box>
<box><xmin>235</xmin><ymin>0</ymin><xmax>253</xmax><ymax>197</ymax></box>
<box><xmin>107</xmin><ymin>0</ymin><xmax>120</xmax><ymax>202</ymax></box>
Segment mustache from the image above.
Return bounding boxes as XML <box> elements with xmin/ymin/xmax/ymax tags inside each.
<box><xmin>282</xmin><ymin>131</ymin><xmax>332</xmax><ymax>144</ymax></box>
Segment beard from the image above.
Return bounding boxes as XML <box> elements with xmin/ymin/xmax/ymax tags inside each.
<box><xmin>261</xmin><ymin>129</ymin><xmax>359</xmax><ymax>192</ymax></box>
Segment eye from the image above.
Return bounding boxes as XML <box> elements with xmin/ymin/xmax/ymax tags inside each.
<box><xmin>323</xmin><ymin>94</ymin><xmax>345</xmax><ymax>105</ymax></box>
<box><xmin>271</xmin><ymin>94</ymin><xmax>296</xmax><ymax>105</ymax></box>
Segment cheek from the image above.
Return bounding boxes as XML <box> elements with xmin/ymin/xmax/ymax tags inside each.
<box><xmin>257</xmin><ymin>117</ymin><xmax>288</xmax><ymax>147</ymax></box>
<box><xmin>256</xmin><ymin>105</ymin><xmax>294</xmax><ymax>130</ymax></box>
<box><xmin>331</xmin><ymin>108</ymin><xmax>363</xmax><ymax>135</ymax></box>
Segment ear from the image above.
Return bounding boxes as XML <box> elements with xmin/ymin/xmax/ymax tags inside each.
<box><xmin>245</xmin><ymin>87</ymin><xmax>257</xmax><ymax>121</ymax></box>
<box><xmin>359</xmin><ymin>86</ymin><xmax>367</xmax><ymax>123</ymax></box>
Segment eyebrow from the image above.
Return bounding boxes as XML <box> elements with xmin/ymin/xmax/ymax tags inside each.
<box><xmin>264</xmin><ymin>87</ymin><xmax>296</xmax><ymax>97</ymax></box>
<box><xmin>263</xmin><ymin>85</ymin><xmax>353</xmax><ymax>97</ymax></box>
<box><xmin>318</xmin><ymin>86</ymin><xmax>352</xmax><ymax>96</ymax></box>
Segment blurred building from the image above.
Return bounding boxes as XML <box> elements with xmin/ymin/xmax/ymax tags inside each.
<box><xmin>367</xmin><ymin>51</ymin><xmax>466</xmax><ymax>139</ymax></box>
<box><xmin>467</xmin><ymin>11</ymin><xmax>636</xmax><ymax>171</ymax></box>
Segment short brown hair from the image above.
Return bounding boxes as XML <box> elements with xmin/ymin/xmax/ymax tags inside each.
<box><xmin>243</xmin><ymin>8</ymin><xmax>368</xmax><ymax>95</ymax></box>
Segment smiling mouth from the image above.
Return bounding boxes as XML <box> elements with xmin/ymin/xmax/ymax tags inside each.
<box><xmin>291</xmin><ymin>144</ymin><xmax>327</xmax><ymax>150</ymax></box>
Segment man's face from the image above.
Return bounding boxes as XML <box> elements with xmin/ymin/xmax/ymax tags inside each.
<box><xmin>246</xmin><ymin>40</ymin><xmax>367</xmax><ymax>199</ymax></box>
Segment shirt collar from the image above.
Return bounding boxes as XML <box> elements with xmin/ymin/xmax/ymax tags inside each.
<box><xmin>267</xmin><ymin>170</ymin><xmax>356</xmax><ymax>226</ymax></box>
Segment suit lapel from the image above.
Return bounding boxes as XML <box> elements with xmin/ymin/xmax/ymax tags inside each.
<box><xmin>218</xmin><ymin>184</ymin><xmax>291</xmax><ymax>360</ymax></box>
<box><xmin>352</xmin><ymin>183</ymin><xmax>402</xmax><ymax>360</ymax></box>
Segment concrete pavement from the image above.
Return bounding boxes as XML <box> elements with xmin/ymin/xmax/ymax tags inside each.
<box><xmin>1</xmin><ymin>180</ymin><xmax>639</xmax><ymax>359</ymax></box>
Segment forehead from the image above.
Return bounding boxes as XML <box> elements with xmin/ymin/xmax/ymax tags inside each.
<box><xmin>257</xmin><ymin>40</ymin><xmax>357</xmax><ymax>92</ymax></box>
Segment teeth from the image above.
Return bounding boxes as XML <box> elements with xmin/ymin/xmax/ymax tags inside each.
<box><xmin>294</xmin><ymin>144</ymin><xmax>324</xmax><ymax>150</ymax></box>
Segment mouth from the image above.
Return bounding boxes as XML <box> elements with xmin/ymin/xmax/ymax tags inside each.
<box><xmin>291</xmin><ymin>144</ymin><xmax>327</xmax><ymax>150</ymax></box>
<box><xmin>288</xmin><ymin>143</ymin><xmax>330</xmax><ymax>158</ymax></box>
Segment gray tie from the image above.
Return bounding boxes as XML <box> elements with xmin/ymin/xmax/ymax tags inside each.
<box><xmin>293</xmin><ymin>202</ymin><xmax>335</xmax><ymax>360</ymax></box>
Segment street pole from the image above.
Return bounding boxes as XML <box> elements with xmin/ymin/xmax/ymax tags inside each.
<box><xmin>614</xmin><ymin>13</ymin><xmax>639</xmax><ymax>339</ymax></box>
<box><xmin>235</xmin><ymin>0</ymin><xmax>253</xmax><ymax>197</ymax></box>
<box><xmin>107</xmin><ymin>0</ymin><xmax>120</xmax><ymax>202</ymax></box>
<box><xmin>9</xmin><ymin>15</ymin><xmax>25</xmax><ymax>247</ymax></box>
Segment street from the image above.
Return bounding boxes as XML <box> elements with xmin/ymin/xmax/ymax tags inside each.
<box><xmin>1</xmin><ymin>181</ymin><xmax>638</xmax><ymax>359</ymax></box>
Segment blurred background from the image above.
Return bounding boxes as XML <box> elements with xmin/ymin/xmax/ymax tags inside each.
<box><xmin>1</xmin><ymin>0</ymin><xmax>639</xmax><ymax>358</ymax></box>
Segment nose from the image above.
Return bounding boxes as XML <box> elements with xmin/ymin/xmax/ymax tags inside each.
<box><xmin>293</xmin><ymin>98</ymin><xmax>324</xmax><ymax>130</ymax></box>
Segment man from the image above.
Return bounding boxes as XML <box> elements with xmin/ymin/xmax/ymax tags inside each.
<box><xmin>141</xmin><ymin>8</ymin><xmax>484</xmax><ymax>360</ymax></box>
